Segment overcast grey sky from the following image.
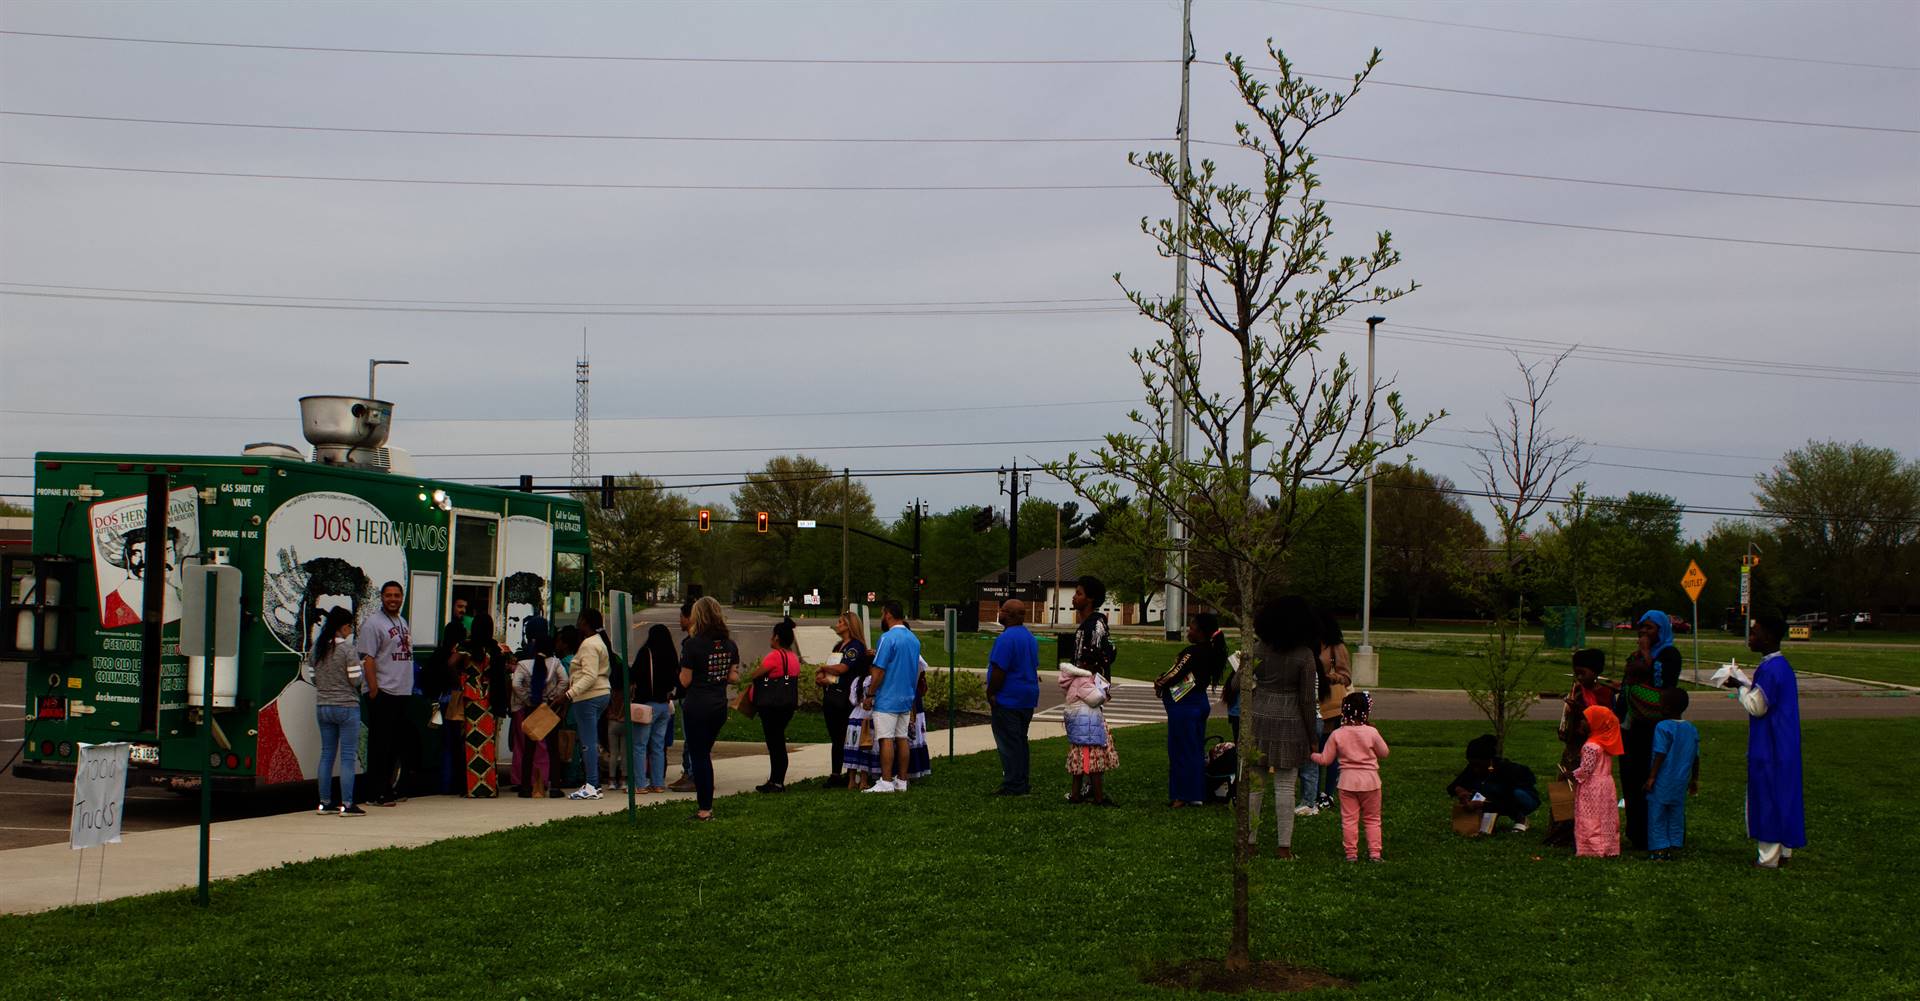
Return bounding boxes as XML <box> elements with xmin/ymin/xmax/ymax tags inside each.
<box><xmin>2</xmin><ymin>0</ymin><xmax>1915</xmax><ymax>538</ymax></box>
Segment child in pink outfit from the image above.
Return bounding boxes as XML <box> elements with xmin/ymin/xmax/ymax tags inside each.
<box><xmin>1309</xmin><ymin>691</ymin><xmax>1390</xmax><ymax>861</ymax></box>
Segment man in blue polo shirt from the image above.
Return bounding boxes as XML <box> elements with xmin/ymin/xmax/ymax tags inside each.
<box><xmin>862</xmin><ymin>600</ymin><xmax>922</xmax><ymax>794</ymax></box>
<box><xmin>986</xmin><ymin>599</ymin><xmax>1041</xmax><ymax>796</ymax></box>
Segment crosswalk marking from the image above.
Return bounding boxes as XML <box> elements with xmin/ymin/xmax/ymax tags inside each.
<box><xmin>1035</xmin><ymin>681</ymin><xmax>1170</xmax><ymax>727</ymax></box>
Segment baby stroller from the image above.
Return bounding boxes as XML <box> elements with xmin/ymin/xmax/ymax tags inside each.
<box><xmin>1204</xmin><ymin>736</ymin><xmax>1238</xmax><ymax>805</ymax></box>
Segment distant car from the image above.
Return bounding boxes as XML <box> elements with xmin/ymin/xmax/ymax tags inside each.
<box><xmin>1611</xmin><ymin>617</ymin><xmax>1690</xmax><ymax>634</ymax></box>
<box><xmin>1851</xmin><ymin>611</ymin><xmax>1876</xmax><ymax>629</ymax></box>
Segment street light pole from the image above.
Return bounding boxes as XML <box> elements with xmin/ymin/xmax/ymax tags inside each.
<box><xmin>1355</xmin><ymin>316</ymin><xmax>1385</xmax><ymax>686</ymax></box>
<box><xmin>368</xmin><ymin>359</ymin><xmax>408</xmax><ymax>400</ymax></box>
<box><xmin>1165</xmin><ymin>0</ymin><xmax>1195</xmax><ymax>642</ymax></box>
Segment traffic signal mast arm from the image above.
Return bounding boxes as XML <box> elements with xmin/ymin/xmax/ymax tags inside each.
<box><xmin>682</xmin><ymin>516</ymin><xmax>915</xmax><ymax>553</ymax></box>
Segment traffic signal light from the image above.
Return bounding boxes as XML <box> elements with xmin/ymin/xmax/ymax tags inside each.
<box><xmin>599</xmin><ymin>474</ymin><xmax>615</xmax><ymax>509</ymax></box>
<box><xmin>915</xmin><ymin>576</ymin><xmax>926</xmax><ymax>588</ymax></box>
<box><xmin>756</xmin><ymin>511</ymin><xmax>770</xmax><ymax>534</ymax></box>
<box><xmin>698</xmin><ymin>509</ymin><xmax>712</xmax><ymax>532</ymax></box>
<box><xmin>971</xmin><ymin>506</ymin><xmax>994</xmax><ymax>533</ymax></box>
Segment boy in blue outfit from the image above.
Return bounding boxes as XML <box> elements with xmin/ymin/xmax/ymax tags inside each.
<box><xmin>1643</xmin><ymin>687</ymin><xmax>1700</xmax><ymax>860</ymax></box>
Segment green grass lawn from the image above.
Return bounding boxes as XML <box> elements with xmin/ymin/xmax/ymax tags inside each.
<box><xmin>5</xmin><ymin>718</ymin><xmax>1914</xmax><ymax>1000</ymax></box>
<box><xmin>939</xmin><ymin>630</ymin><xmax>1920</xmax><ymax>690</ymax></box>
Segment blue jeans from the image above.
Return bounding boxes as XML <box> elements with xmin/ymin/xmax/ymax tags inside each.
<box><xmin>630</xmin><ymin>701</ymin><xmax>673</xmax><ymax>788</ymax></box>
<box><xmin>316</xmin><ymin>704</ymin><xmax>361</xmax><ymax>806</ymax></box>
<box><xmin>570</xmin><ymin>695</ymin><xmax>610</xmax><ymax>787</ymax></box>
<box><xmin>1298</xmin><ymin>717</ymin><xmax>1325</xmax><ymax>806</ymax></box>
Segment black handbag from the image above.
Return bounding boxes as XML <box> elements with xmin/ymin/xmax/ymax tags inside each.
<box><xmin>753</xmin><ymin>650</ymin><xmax>801</xmax><ymax>712</ymax></box>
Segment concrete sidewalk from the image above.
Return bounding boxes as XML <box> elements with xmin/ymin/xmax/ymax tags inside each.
<box><xmin>1</xmin><ymin>726</ymin><xmax>1013</xmax><ymax>916</ymax></box>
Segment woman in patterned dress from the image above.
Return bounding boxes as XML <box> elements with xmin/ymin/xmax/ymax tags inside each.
<box><xmin>457</xmin><ymin>614</ymin><xmax>504</xmax><ymax>798</ymax></box>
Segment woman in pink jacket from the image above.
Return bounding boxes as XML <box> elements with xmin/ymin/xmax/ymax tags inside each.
<box><xmin>1309</xmin><ymin>692</ymin><xmax>1390</xmax><ymax>861</ymax></box>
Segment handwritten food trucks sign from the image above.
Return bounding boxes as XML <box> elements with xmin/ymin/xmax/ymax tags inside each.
<box><xmin>71</xmin><ymin>742</ymin><xmax>132</xmax><ymax>850</ymax></box>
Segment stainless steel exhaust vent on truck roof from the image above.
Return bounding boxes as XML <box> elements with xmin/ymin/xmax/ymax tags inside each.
<box><xmin>297</xmin><ymin>395</ymin><xmax>394</xmax><ymax>470</ymax></box>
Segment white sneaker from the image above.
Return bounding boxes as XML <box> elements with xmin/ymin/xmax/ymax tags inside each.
<box><xmin>863</xmin><ymin>780</ymin><xmax>897</xmax><ymax>794</ymax></box>
<box><xmin>1294</xmin><ymin>804</ymin><xmax>1318</xmax><ymax>817</ymax></box>
<box><xmin>567</xmin><ymin>784</ymin><xmax>603</xmax><ymax>801</ymax></box>
<box><xmin>1512</xmin><ymin>821</ymin><xmax>1529</xmax><ymax>833</ymax></box>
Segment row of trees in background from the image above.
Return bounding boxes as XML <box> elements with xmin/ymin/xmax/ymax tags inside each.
<box><xmin>581</xmin><ymin>441</ymin><xmax>1920</xmax><ymax>628</ymax></box>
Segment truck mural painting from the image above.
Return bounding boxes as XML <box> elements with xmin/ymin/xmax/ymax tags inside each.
<box><xmin>89</xmin><ymin>487</ymin><xmax>200</xmax><ymax>629</ymax></box>
<box><xmin>11</xmin><ymin>397</ymin><xmax>592</xmax><ymax>793</ymax></box>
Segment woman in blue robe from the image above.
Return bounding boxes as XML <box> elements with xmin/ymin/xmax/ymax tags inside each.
<box><xmin>1730</xmin><ymin>614</ymin><xmax>1805</xmax><ymax>868</ymax></box>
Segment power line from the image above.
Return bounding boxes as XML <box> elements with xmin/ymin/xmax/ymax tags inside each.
<box><xmin>0</xmin><ymin>287</ymin><xmax>1136</xmax><ymax>317</ymax></box>
<box><xmin>5</xmin><ymin>453</ymin><xmax>1914</xmax><ymax>525</ymax></box>
<box><xmin>1193</xmin><ymin>142</ymin><xmax>1920</xmax><ymax>210</ymax></box>
<box><xmin>5</xmin><ymin>28</ymin><xmax>1913</xmax><ymax>134</ymax></box>
<box><xmin>1317</xmin><ymin>198</ymin><xmax>1920</xmax><ymax>257</ymax></box>
<box><xmin>4</xmin><ymin>161</ymin><xmax>1914</xmax><ymax>257</ymax></box>
<box><xmin>15</xmin><ymin>110</ymin><xmax>1908</xmax><ymax>209</ymax></box>
<box><xmin>1326</xmin><ymin>324</ymin><xmax>1919</xmax><ymax>387</ymax></box>
<box><xmin>0</xmin><ymin>398</ymin><xmax>1139</xmax><ymax>424</ymax></box>
<box><xmin>0</xmin><ymin>30</ymin><xmax>1173</xmax><ymax>65</ymax></box>
<box><xmin>1326</xmin><ymin>319</ymin><xmax>1918</xmax><ymax>380</ymax></box>
<box><xmin>1264</xmin><ymin>1</ymin><xmax>1920</xmax><ymax>73</ymax></box>
<box><xmin>5</xmin><ymin>280</ymin><xmax>1909</xmax><ymax>380</ymax></box>
<box><xmin>0</xmin><ymin>160</ymin><xmax>1158</xmax><ymax>193</ymax></box>
<box><xmin>0</xmin><ymin>280</ymin><xmax>1118</xmax><ymax>310</ymax></box>
<box><xmin>1250</xmin><ymin>63</ymin><xmax>1920</xmax><ymax>135</ymax></box>
<box><xmin>0</xmin><ymin>110</ymin><xmax>1162</xmax><ymax>146</ymax></box>
<box><xmin>0</xmin><ymin>288</ymin><xmax>1908</xmax><ymax>387</ymax></box>
<box><xmin>408</xmin><ymin>437</ymin><xmax>1104</xmax><ymax>458</ymax></box>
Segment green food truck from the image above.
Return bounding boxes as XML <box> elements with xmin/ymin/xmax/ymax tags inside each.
<box><xmin>7</xmin><ymin>395</ymin><xmax>591</xmax><ymax>791</ymax></box>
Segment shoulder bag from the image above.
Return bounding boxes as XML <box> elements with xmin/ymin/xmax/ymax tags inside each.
<box><xmin>753</xmin><ymin>650</ymin><xmax>801</xmax><ymax>712</ymax></box>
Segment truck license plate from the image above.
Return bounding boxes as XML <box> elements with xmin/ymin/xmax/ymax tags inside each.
<box><xmin>129</xmin><ymin>744</ymin><xmax>160</xmax><ymax>766</ymax></box>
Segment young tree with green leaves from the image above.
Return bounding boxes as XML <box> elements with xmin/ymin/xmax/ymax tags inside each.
<box><xmin>1050</xmin><ymin>44</ymin><xmax>1438</xmax><ymax>973</ymax></box>
<box><xmin>585</xmin><ymin>475</ymin><xmax>702</xmax><ymax>601</ymax></box>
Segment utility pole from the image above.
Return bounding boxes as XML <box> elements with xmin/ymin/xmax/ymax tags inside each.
<box><xmin>910</xmin><ymin>499</ymin><xmax>924</xmax><ymax>620</ymax></box>
<box><xmin>1355</xmin><ymin>315</ymin><xmax>1385</xmax><ymax>686</ymax></box>
<box><xmin>999</xmin><ymin>463</ymin><xmax>1031</xmax><ymax>598</ymax></box>
<box><xmin>841</xmin><ymin>467</ymin><xmax>851</xmax><ymax>612</ymax></box>
<box><xmin>1165</xmin><ymin>0</ymin><xmax>1195</xmax><ymax>641</ymax></box>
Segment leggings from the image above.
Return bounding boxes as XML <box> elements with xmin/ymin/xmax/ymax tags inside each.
<box><xmin>1339</xmin><ymin>788</ymin><xmax>1384</xmax><ymax>860</ymax></box>
<box><xmin>758</xmin><ymin>706</ymin><xmax>795</xmax><ymax>784</ymax></box>
<box><xmin>682</xmin><ymin>699</ymin><xmax>727</xmax><ymax>810</ymax></box>
<box><xmin>1247</xmin><ymin>767</ymin><xmax>1300</xmax><ymax>848</ymax></box>
<box><xmin>823</xmin><ymin>694</ymin><xmax>853</xmax><ymax>777</ymax></box>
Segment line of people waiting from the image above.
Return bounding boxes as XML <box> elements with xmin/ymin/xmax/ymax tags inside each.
<box><xmin>305</xmin><ymin>582</ymin><xmax>1803</xmax><ymax>869</ymax></box>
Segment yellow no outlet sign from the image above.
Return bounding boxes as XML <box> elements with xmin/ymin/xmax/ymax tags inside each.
<box><xmin>1680</xmin><ymin>561</ymin><xmax>1707</xmax><ymax>603</ymax></box>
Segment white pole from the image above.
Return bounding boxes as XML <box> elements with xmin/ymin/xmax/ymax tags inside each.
<box><xmin>1164</xmin><ymin>0</ymin><xmax>1194</xmax><ymax>641</ymax></box>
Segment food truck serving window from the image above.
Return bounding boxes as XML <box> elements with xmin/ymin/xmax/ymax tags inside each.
<box><xmin>452</xmin><ymin>516</ymin><xmax>497</xmax><ymax>578</ymax></box>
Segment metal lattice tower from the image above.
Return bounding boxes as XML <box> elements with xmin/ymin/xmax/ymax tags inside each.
<box><xmin>572</xmin><ymin>330</ymin><xmax>591</xmax><ymax>488</ymax></box>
